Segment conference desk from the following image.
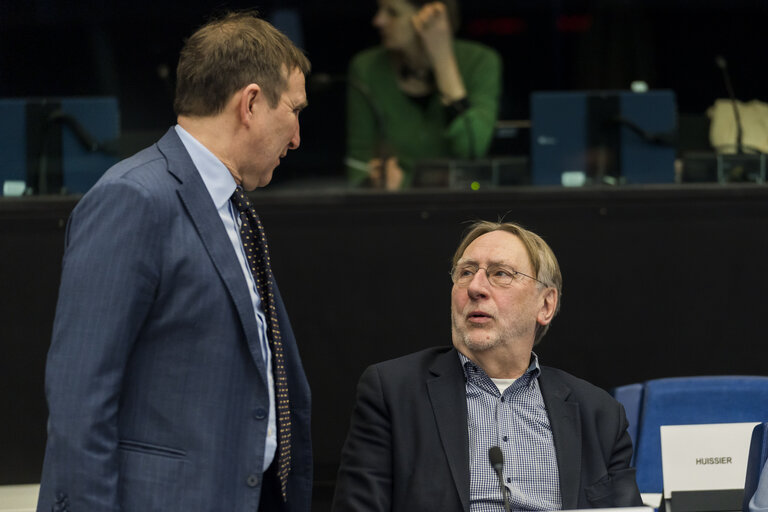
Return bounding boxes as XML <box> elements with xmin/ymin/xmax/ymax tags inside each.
<box><xmin>2</xmin><ymin>183</ymin><xmax>768</xmax><ymax>510</ymax></box>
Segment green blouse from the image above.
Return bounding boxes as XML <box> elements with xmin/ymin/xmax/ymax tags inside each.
<box><xmin>346</xmin><ymin>40</ymin><xmax>502</xmax><ymax>187</ymax></box>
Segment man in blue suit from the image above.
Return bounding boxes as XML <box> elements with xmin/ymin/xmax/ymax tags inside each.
<box><xmin>37</xmin><ymin>11</ymin><xmax>312</xmax><ymax>511</ymax></box>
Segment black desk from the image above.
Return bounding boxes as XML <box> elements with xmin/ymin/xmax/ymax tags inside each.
<box><xmin>3</xmin><ymin>184</ymin><xmax>768</xmax><ymax>510</ymax></box>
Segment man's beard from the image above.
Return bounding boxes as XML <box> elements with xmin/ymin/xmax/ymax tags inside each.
<box><xmin>450</xmin><ymin>310</ymin><xmax>533</xmax><ymax>352</ymax></box>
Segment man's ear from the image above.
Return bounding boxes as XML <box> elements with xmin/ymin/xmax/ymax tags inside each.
<box><xmin>238</xmin><ymin>83</ymin><xmax>262</xmax><ymax>123</ymax></box>
<box><xmin>537</xmin><ymin>288</ymin><xmax>558</xmax><ymax>326</ymax></box>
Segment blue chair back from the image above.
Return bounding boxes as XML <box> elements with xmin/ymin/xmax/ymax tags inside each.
<box><xmin>633</xmin><ymin>376</ymin><xmax>768</xmax><ymax>494</ymax></box>
<box><xmin>612</xmin><ymin>382</ymin><xmax>644</xmax><ymax>463</ymax></box>
<box><xmin>744</xmin><ymin>422</ymin><xmax>768</xmax><ymax>512</ymax></box>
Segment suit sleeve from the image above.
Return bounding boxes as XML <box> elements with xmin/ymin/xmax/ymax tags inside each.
<box><xmin>585</xmin><ymin>402</ymin><xmax>643</xmax><ymax>508</ymax></box>
<box><xmin>332</xmin><ymin>365</ymin><xmax>394</xmax><ymax>512</ymax></box>
<box><xmin>38</xmin><ymin>179</ymin><xmax>161</xmax><ymax>511</ymax></box>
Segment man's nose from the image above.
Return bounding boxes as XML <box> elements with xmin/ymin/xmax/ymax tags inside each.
<box><xmin>466</xmin><ymin>270</ymin><xmax>490</xmax><ymax>298</ymax></box>
<box><xmin>288</xmin><ymin>123</ymin><xmax>300</xmax><ymax>150</ymax></box>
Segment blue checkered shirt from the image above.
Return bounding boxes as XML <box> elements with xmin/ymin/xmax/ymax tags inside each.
<box><xmin>460</xmin><ymin>352</ymin><xmax>562</xmax><ymax>512</ymax></box>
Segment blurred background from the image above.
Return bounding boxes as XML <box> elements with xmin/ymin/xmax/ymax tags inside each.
<box><xmin>2</xmin><ymin>0</ymin><xmax>766</xmax><ymax>186</ymax></box>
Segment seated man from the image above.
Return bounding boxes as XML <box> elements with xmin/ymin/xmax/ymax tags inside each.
<box><xmin>332</xmin><ymin>220</ymin><xmax>642</xmax><ymax>511</ymax></box>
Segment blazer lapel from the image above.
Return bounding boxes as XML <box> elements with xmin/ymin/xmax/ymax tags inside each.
<box><xmin>427</xmin><ymin>348</ymin><xmax>471</xmax><ymax>512</ymax></box>
<box><xmin>156</xmin><ymin>129</ymin><xmax>268</xmax><ymax>382</ymax></box>
<box><xmin>540</xmin><ymin>368</ymin><xmax>582</xmax><ymax>510</ymax></box>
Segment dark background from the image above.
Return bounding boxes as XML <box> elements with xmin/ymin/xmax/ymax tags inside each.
<box><xmin>2</xmin><ymin>0</ymin><xmax>767</xmax><ymax>183</ymax></box>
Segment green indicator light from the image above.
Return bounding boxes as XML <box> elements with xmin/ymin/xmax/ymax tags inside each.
<box><xmin>470</xmin><ymin>181</ymin><xmax>480</xmax><ymax>191</ymax></box>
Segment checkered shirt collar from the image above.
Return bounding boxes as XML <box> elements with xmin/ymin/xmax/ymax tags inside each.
<box><xmin>458</xmin><ymin>350</ymin><xmax>541</xmax><ymax>391</ymax></box>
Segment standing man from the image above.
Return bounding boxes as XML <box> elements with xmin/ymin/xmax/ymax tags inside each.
<box><xmin>332</xmin><ymin>221</ymin><xmax>642</xmax><ymax>511</ymax></box>
<box><xmin>37</xmin><ymin>11</ymin><xmax>311</xmax><ymax>511</ymax></box>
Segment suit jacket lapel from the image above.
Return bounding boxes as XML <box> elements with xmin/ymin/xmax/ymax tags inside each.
<box><xmin>427</xmin><ymin>348</ymin><xmax>471</xmax><ymax>512</ymax></box>
<box><xmin>156</xmin><ymin>129</ymin><xmax>269</xmax><ymax>383</ymax></box>
<box><xmin>540</xmin><ymin>367</ymin><xmax>582</xmax><ymax>509</ymax></box>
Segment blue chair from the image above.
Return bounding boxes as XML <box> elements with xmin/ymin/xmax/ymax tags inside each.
<box><xmin>744</xmin><ymin>422</ymin><xmax>768</xmax><ymax>512</ymax></box>
<box><xmin>611</xmin><ymin>382</ymin><xmax>644</xmax><ymax>463</ymax></box>
<box><xmin>632</xmin><ymin>376</ymin><xmax>768</xmax><ymax>494</ymax></box>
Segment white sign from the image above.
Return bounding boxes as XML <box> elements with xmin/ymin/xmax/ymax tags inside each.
<box><xmin>660</xmin><ymin>422</ymin><xmax>759</xmax><ymax>499</ymax></box>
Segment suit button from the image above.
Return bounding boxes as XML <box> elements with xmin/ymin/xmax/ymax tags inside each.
<box><xmin>247</xmin><ymin>474</ymin><xmax>260</xmax><ymax>487</ymax></box>
<box><xmin>253</xmin><ymin>408</ymin><xmax>267</xmax><ymax>420</ymax></box>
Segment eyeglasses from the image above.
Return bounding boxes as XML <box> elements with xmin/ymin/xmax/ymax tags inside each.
<box><xmin>450</xmin><ymin>263</ymin><xmax>545</xmax><ymax>288</ymax></box>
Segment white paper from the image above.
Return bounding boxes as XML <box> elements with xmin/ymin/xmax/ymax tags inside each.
<box><xmin>660</xmin><ymin>422</ymin><xmax>759</xmax><ymax>499</ymax></box>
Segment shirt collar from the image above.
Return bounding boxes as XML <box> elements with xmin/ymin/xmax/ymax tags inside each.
<box><xmin>174</xmin><ymin>124</ymin><xmax>237</xmax><ymax>209</ymax></box>
<box><xmin>458</xmin><ymin>350</ymin><xmax>541</xmax><ymax>388</ymax></box>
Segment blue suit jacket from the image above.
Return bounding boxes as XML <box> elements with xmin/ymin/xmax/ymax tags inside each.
<box><xmin>332</xmin><ymin>347</ymin><xmax>641</xmax><ymax>511</ymax></box>
<box><xmin>37</xmin><ymin>129</ymin><xmax>312</xmax><ymax>511</ymax></box>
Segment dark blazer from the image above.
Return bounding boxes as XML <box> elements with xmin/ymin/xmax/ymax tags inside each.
<box><xmin>37</xmin><ymin>129</ymin><xmax>312</xmax><ymax>512</ymax></box>
<box><xmin>332</xmin><ymin>346</ymin><xmax>641</xmax><ymax>512</ymax></box>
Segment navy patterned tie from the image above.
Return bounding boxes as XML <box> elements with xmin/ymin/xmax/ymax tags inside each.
<box><xmin>230</xmin><ymin>186</ymin><xmax>291</xmax><ymax>501</ymax></box>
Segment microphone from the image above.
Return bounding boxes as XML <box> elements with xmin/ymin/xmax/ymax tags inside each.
<box><xmin>488</xmin><ymin>446</ymin><xmax>511</xmax><ymax>512</ymax></box>
<box><xmin>612</xmin><ymin>116</ymin><xmax>677</xmax><ymax>146</ymax></box>
<box><xmin>37</xmin><ymin>109</ymin><xmax>120</xmax><ymax>195</ymax></box>
<box><xmin>715</xmin><ymin>55</ymin><xmax>744</xmax><ymax>154</ymax></box>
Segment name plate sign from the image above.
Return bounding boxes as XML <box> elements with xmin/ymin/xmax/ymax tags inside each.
<box><xmin>661</xmin><ymin>422</ymin><xmax>758</xmax><ymax>499</ymax></box>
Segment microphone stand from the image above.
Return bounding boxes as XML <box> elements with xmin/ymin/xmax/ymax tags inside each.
<box><xmin>715</xmin><ymin>55</ymin><xmax>744</xmax><ymax>155</ymax></box>
<box><xmin>712</xmin><ymin>55</ymin><xmax>767</xmax><ymax>182</ymax></box>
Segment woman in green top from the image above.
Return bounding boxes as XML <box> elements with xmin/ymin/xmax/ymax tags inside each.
<box><xmin>346</xmin><ymin>0</ymin><xmax>502</xmax><ymax>189</ymax></box>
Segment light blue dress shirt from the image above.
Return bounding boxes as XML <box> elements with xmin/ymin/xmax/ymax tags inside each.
<box><xmin>174</xmin><ymin>124</ymin><xmax>277</xmax><ymax>472</ymax></box>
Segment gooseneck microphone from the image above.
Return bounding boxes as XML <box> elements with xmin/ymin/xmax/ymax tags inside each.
<box><xmin>715</xmin><ymin>55</ymin><xmax>744</xmax><ymax>154</ymax></box>
<box><xmin>488</xmin><ymin>446</ymin><xmax>511</xmax><ymax>512</ymax></box>
<box><xmin>37</xmin><ymin>109</ymin><xmax>120</xmax><ymax>195</ymax></box>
